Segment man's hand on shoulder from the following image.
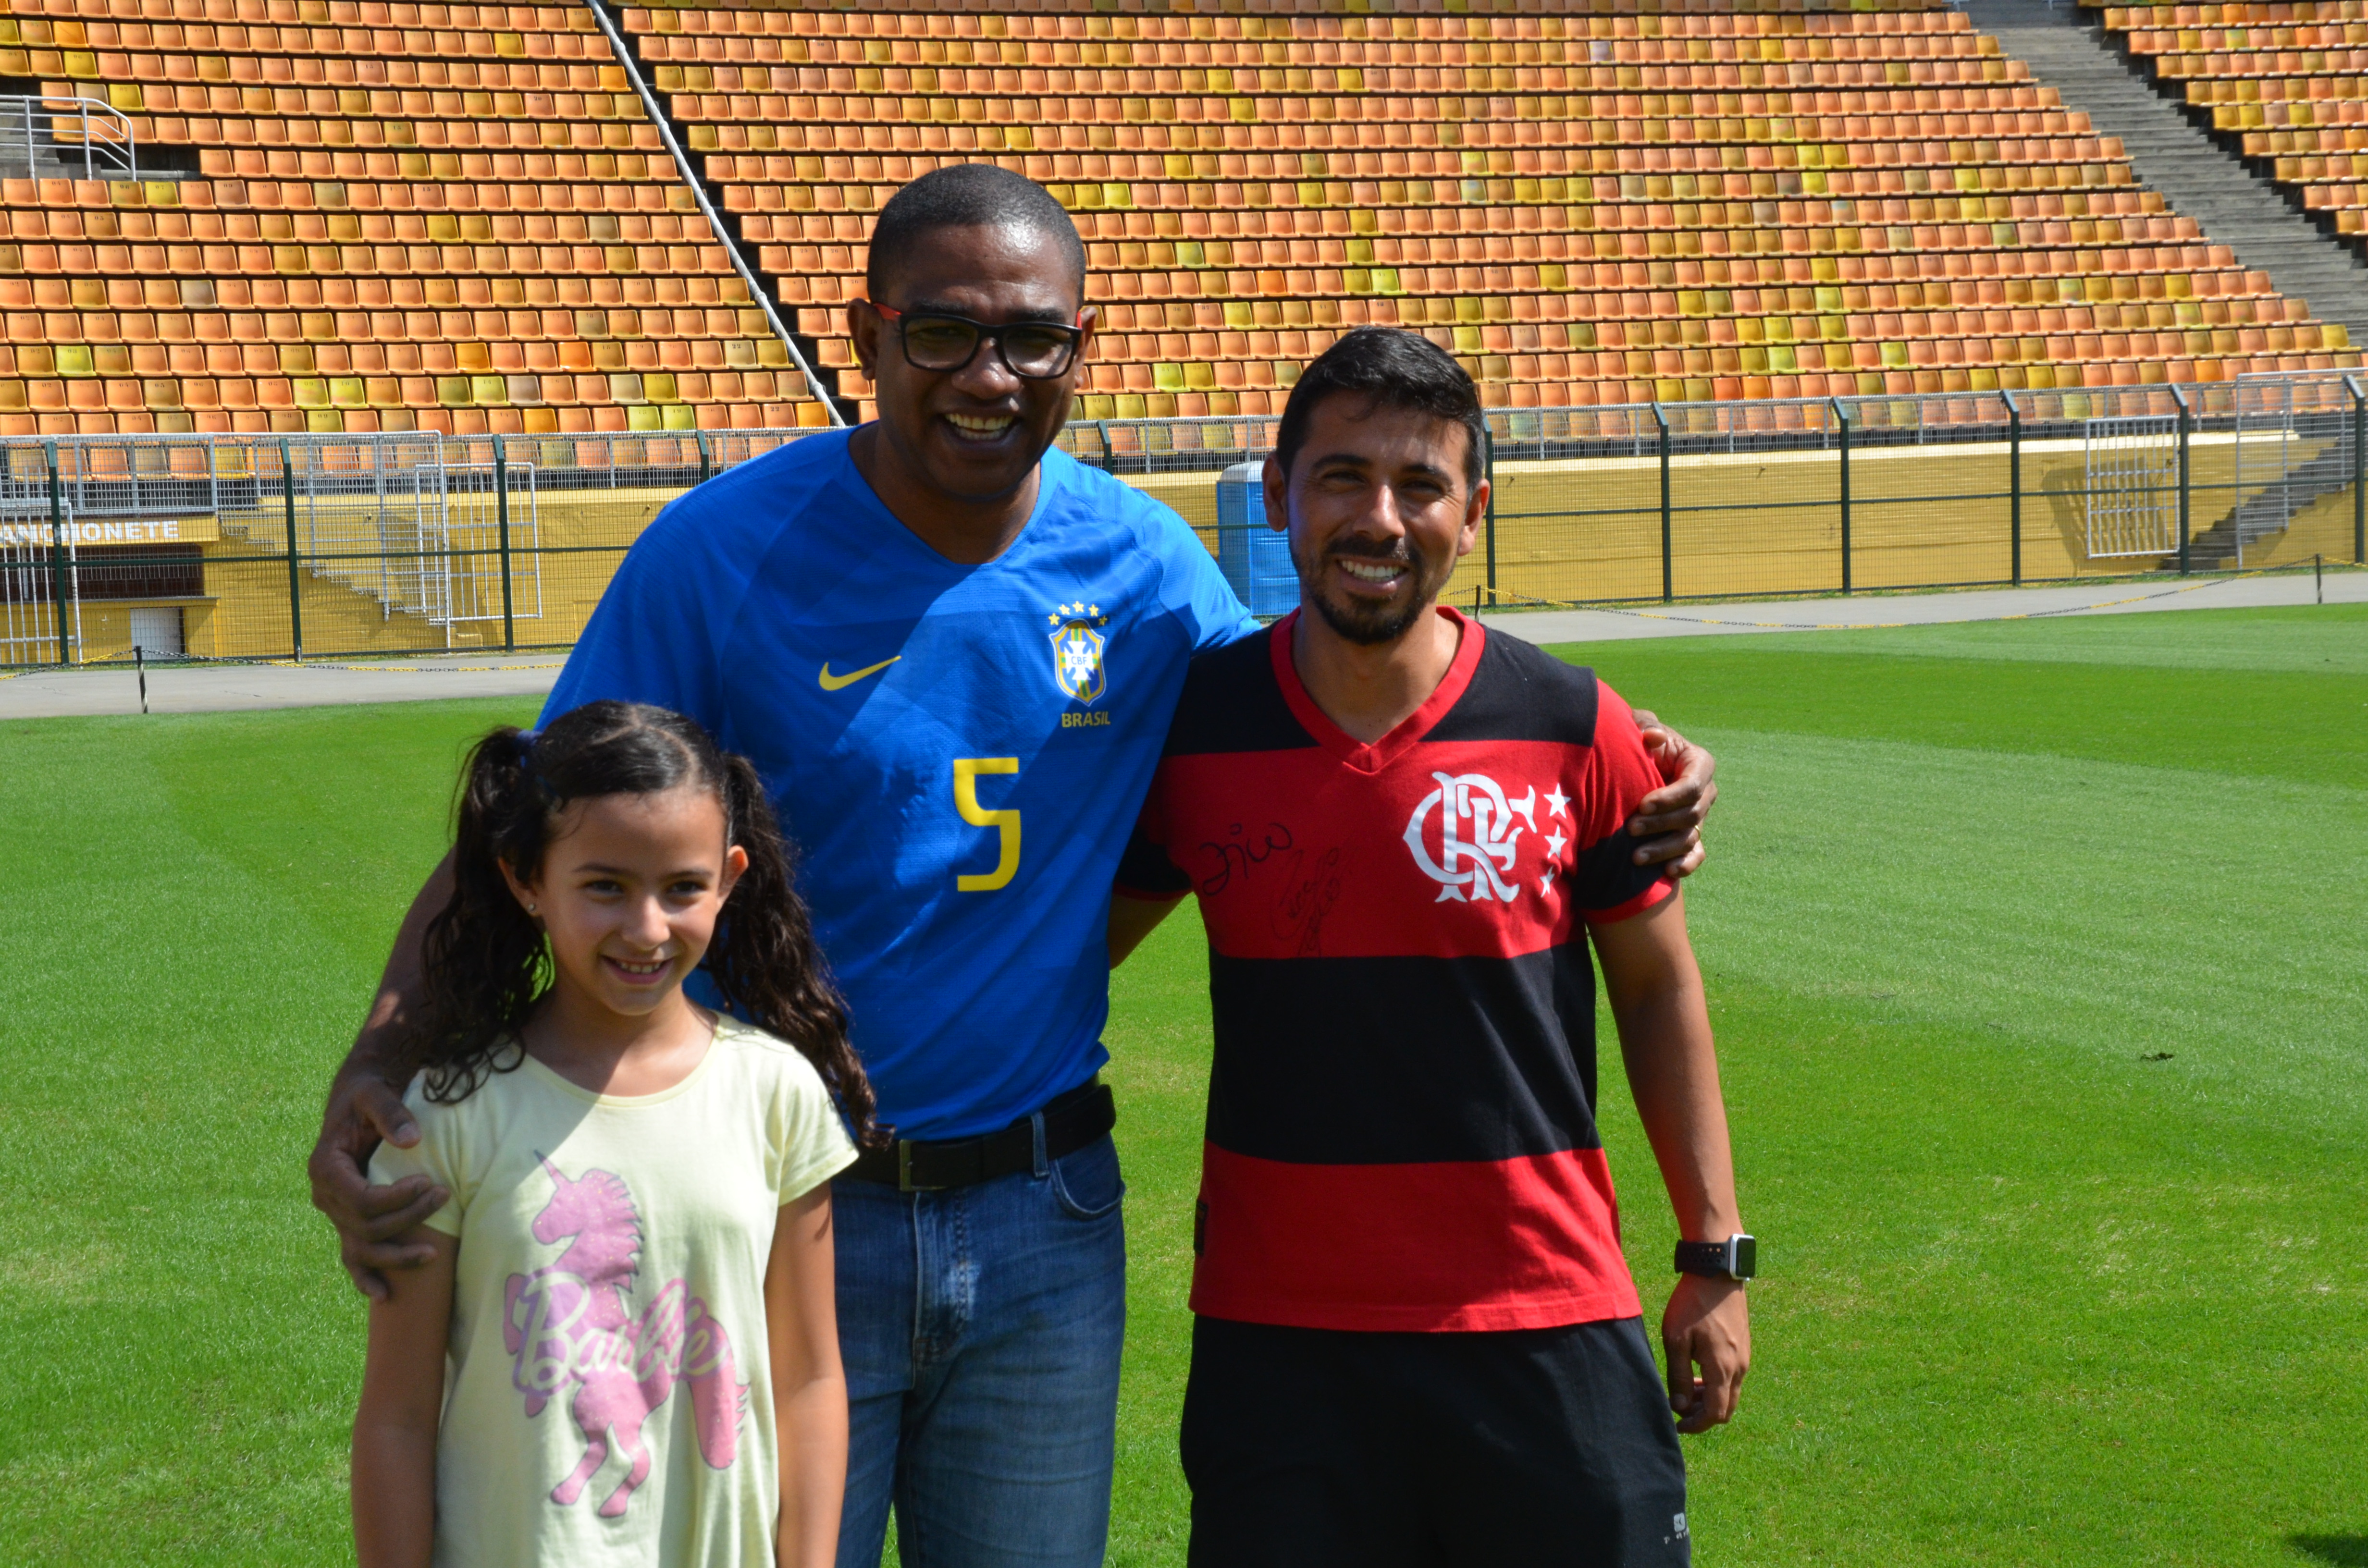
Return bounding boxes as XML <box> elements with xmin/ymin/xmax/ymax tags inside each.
<box><xmin>1662</xmin><ymin>1271</ymin><xmax>1750</xmax><ymax>1434</ymax></box>
<box><xmin>1629</xmin><ymin>710</ymin><xmax>1716</xmax><ymax>878</ymax></box>
<box><xmin>315</xmin><ymin>852</ymin><xmax>457</xmax><ymax>1300</ymax></box>
<box><xmin>309</xmin><ymin>1069</ymin><xmax>447</xmax><ymax>1302</ymax></box>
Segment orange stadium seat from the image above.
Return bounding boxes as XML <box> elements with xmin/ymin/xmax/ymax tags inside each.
<box><xmin>0</xmin><ymin>0</ymin><xmax>824</xmax><ymax>435</ymax></box>
<box><xmin>5</xmin><ymin>0</ymin><xmax>2356</xmax><ymax>428</ymax></box>
<box><xmin>602</xmin><ymin>0</ymin><xmax>2358</xmax><ymax>417</ymax></box>
<box><xmin>2101</xmin><ymin>0</ymin><xmax>2368</xmax><ymax>257</ymax></box>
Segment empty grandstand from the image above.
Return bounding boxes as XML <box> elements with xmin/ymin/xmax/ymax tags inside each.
<box><xmin>0</xmin><ymin>0</ymin><xmax>2360</xmax><ymax>688</ymax></box>
<box><xmin>618</xmin><ymin>0</ymin><xmax>2360</xmax><ymax>421</ymax></box>
<box><xmin>2093</xmin><ymin>0</ymin><xmax>2368</xmax><ymax>252</ymax></box>
<box><xmin>0</xmin><ymin>0</ymin><xmax>834</xmax><ymax>437</ymax></box>
<box><xmin>0</xmin><ymin>0</ymin><xmax>2357</xmax><ymax>437</ymax></box>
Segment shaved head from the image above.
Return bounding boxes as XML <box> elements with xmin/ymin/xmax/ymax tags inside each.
<box><xmin>865</xmin><ymin>165</ymin><xmax>1086</xmax><ymax>304</ymax></box>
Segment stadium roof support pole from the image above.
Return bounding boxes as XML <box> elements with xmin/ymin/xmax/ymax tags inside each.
<box><xmin>2001</xmin><ymin>389</ymin><xmax>2023</xmax><ymax>588</ymax></box>
<box><xmin>281</xmin><ymin>440</ymin><xmax>305</xmax><ymax>662</ymax></box>
<box><xmin>580</xmin><ymin>0</ymin><xmax>844</xmax><ymax>428</ymax></box>
<box><xmin>2169</xmin><ymin>383</ymin><xmax>2193</xmax><ymax>577</ymax></box>
<box><xmin>1481</xmin><ymin>425</ymin><xmax>1497</xmax><ymax>610</ymax></box>
<box><xmin>43</xmin><ymin>441</ymin><xmax>66</xmax><ymax>667</ymax></box>
<box><xmin>2347</xmin><ymin>374</ymin><xmax>2366</xmax><ymax>566</ymax></box>
<box><xmin>493</xmin><ymin>435</ymin><xmax>516</xmax><ymax>654</ymax></box>
<box><xmin>1652</xmin><ymin>403</ymin><xmax>1672</xmax><ymax>603</ymax></box>
<box><xmin>1832</xmin><ymin>397</ymin><xmax>1853</xmax><ymax>596</ymax></box>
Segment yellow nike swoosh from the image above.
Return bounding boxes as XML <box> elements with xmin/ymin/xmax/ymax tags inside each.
<box><xmin>818</xmin><ymin>656</ymin><xmax>901</xmax><ymax>692</ymax></box>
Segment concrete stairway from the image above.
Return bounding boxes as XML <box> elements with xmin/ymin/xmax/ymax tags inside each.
<box><xmin>1963</xmin><ymin>0</ymin><xmax>2368</xmax><ymax>341</ymax></box>
<box><xmin>0</xmin><ymin>129</ymin><xmax>98</xmax><ymax>183</ymax></box>
<box><xmin>2186</xmin><ymin>413</ymin><xmax>2358</xmax><ymax>565</ymax></box>
<box><xmin>0</xmin><ymin>89</ymin><xmax>158</xmax><ymax>180</ymax></box>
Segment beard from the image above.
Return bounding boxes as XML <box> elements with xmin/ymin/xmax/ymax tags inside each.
<box><xmin>1292</xmin><ymin>532</ymin><xmax>1453</xmax><ymax>647</ymax></box>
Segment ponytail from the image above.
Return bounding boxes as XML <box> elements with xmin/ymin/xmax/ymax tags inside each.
<box><xmin>397</xmin><ymin>701</ymin><xmax>879</xmax><ymax>1146</ymax></box>
<box><xmin>405</xmin><ymin>725</ymin><xmax>555</xmax><ymax>1102</ymax></box>
<box><xmin>703</xmin><ymin>753</ymin><xmax>881</xmax><ymax>1147</ymax></box>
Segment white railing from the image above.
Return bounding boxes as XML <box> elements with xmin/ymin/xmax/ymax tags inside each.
<box><xmin>443</xmin><ymin>461</ymin><xmax>543</xmax><ymax>643</ymax></box>
<box><xmin>578</xmin><ymin>1</ymin><xmax>845</xmax><ymax>425</ymax></box>
<box><xmin>0</xmin><ymin>95</ymin><xmax>136</xmax><ymax>181</ymax></box>
<box><xmin>2084</xmin><ymin>416</ymin><xmax>2184</xmax><ymax>558</ymax></box>
<box><xmin>0</xmin><ymin>502</ymin><xmax>79</xmax><ymax>666</ymax></box>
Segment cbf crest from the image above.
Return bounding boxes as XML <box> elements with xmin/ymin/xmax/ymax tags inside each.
<box><xmin>1047</xmin><ymin>601</ymin><xmax>1111</xmax><ymax>707</ymax></box>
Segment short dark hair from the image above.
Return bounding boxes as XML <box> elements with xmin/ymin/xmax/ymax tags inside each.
<box><xmin>864</xmin><ymin>164</ymin><xmax>1087</xmax><ymax>302</ymax></box>
<box><xmin>1272</xmin><ymin>328</ymin><xmax>1488</xmax><ymax>491</ymax></box>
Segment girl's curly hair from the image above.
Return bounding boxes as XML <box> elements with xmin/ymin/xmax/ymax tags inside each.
<box><xmin>398</xmin><ymin>699</ymin><xmax>879</xmax><ymax>1146</ymax></box>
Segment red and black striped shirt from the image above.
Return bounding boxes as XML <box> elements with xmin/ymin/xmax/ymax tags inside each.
<box><xmin>1120</xmin><ymin>608</ymin><xmax>1673</xmax><ymax>1332</ymax></box>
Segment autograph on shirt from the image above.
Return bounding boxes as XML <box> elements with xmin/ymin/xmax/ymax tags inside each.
<box><xmin>1195</xmin><ymin>822</ymin><xmax>1343</xmax><ymax>957</ymax></box>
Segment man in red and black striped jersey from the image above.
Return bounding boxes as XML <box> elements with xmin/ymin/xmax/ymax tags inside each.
<box><xmin>1113</xmin><ymin>329</ymin><xmax>1750</xmax><ymax>1568</ymax></box>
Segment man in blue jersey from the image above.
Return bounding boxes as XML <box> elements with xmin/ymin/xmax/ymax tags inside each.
<box><xmin>309</xmin><ymin>166</ymin><xmax>1719</xmax><ymax>1568</ymax></box>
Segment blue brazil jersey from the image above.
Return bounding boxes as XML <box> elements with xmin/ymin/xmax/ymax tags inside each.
<box><xmin>542</xmin><ymin>430</ymin><xmax>1256</xmax><ymax>1139</ymax></box>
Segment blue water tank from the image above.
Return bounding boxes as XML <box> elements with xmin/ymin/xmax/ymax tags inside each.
<box><xmin>1214</xmin><ymin>460</ymin><xmax>1298</xmax><ymax>617</ymax></box>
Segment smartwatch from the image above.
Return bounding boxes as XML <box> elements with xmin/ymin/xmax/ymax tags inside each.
<box><xmin>1675</xmin><ymin>1234</ymin><xmax>1755</xmax><ymax>1282</ymax></box>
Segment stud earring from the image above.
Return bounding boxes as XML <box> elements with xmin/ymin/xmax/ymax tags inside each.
<box><xmin>526</xmin><ymin>903</ymin><xmax>538</xmax><ymax>915</ymax></box>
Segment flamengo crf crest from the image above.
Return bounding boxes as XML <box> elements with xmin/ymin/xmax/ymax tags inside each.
<box><xmin>1405</xmin><ymin>770</ymin><xmax>1537</xmax><ymax>902</ymax></box>
<box><xmin>1047</xmin><ymin>601</ymin><xmax>1110</xmax><ymax>706</ymax></box>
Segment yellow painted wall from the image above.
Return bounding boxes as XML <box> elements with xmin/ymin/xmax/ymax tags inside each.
<box><xmin>2246</xmin><ymin>477</ymin><xmax>2367</xmax><ymax>570</ymax></box>
<box><xmin>29</xmin><ymin>440</ymin><xmax>2354</xmax><ymax>666</ymax></box>
<box><xmin>177</xmin><ymin>488</ymin><xmax>677</xmax><ymax>660</ymax></box>
<box><xmin>1</xmin><ymin>600</ymin><xmax>69</xmax><ymax>662</ymax></box>
<box><xmin>1112</xmin><ymin>431</ymin><xmax>2343</xmax><ymax>605</ymax></box>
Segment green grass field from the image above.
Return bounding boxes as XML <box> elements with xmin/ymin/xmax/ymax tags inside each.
<box><xmin>2</xmin><ymin>603</ymin><xmax>2363</xmax><ymax>1566</ymax></box>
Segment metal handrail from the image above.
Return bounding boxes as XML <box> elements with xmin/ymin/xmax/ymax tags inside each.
<box><xmin>579</xmin><ymin>0</ymin><xmax>845</xmax><ymax>427</ymax></box>
<box><xmin>0</xmin><ymin>95</ymin><xmax>136</xmax><ymax>181</ymax></box>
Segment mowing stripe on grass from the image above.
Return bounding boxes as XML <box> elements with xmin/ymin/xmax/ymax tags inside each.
<box><xmin>3</xmin><ymin>608</ymin><xmax>2363</xmax><ymax>1567</ymax></box>
<box><xmin>0</xmin><ymin>700</ymin><xmax>536</xmax><ymax>1567</ymax></box>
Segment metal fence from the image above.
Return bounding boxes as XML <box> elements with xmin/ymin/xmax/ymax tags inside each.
<box><xmin>1060</xmin><ymin>369</ymin><xmax>2368</xmax><ymax>609</ymax></box>
<box><xmin>3</xmin><ymin>372</ymin><xmax>2362</xmax><ymax>670</ymax></box>
<box><xmin>0</xmin><ymin>429</ymin><xmax>810</xmax><ymax>669</ymax></box>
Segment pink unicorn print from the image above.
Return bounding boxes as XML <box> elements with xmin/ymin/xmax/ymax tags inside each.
<box><xmin>503</xmin><ymin>1155</ymin><xmax>748</xmax><ymax>1520</ymax></box>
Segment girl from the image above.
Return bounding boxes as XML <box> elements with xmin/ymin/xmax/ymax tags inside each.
<box><xmin>351</xmin><ymin>700</ymin><xmax>877</xmax><ymax>1568</ymax></box>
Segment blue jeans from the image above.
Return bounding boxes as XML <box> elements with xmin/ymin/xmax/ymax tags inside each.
<box><xmin>832</xmin><ymin>1132</ymin><xmax>1128</xmax><ymax>1568</ymax></box>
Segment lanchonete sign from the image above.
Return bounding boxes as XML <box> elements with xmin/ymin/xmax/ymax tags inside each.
<box><xmin>0</xmin><ymin>517</ymin><xmax>220</xmax><ymax>547</ymax></box>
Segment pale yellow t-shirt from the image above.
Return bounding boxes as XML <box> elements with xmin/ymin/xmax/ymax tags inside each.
<box><xmin>371</xmin><ymin>1019</ymin><xmax>857</xmax><ymax>1568</ymax></box>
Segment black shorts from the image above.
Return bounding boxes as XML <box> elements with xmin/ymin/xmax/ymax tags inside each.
<box><xmin>1182</xmin><ymin>1315</ymin><xmax>1691</xmax><ymax>1568</ymax></box>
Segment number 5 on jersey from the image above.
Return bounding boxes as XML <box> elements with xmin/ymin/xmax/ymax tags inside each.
<box><xmin>953</xmin><ymin>758</ymin><xmax>1020</xmax><ymax>892</ymax></box>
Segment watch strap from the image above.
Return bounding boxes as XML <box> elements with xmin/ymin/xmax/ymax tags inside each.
<box><xmin>1674</xmin><ymin>1236</ymin><xmax>1754</xmax><ymax>1280</ymax></box>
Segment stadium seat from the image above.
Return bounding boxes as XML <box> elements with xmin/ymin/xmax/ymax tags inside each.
<box><xmin>613</xmin><ymin>0</ymin><xmax>2357</xmax><ymax>408</ymax></box>
<box><xmin>2097</xmin><ymin>0</ymin><xmax>2368</xmax><ymax>260</ymax></box>
<box><xmin>10</xmin><ymin>0</ymin><xmax>2357</xmax><ymax>424</ymax></box>
<box><xmin>0</xmin><ymin>0</ymin><xmax>820</xmax><ymax>434</ymax></box>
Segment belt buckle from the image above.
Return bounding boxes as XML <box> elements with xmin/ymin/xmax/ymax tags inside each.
<box><xmin>897</xmin><ymin>1140</ymin><xmax>945</xmax><ymax>1193</ymax></box>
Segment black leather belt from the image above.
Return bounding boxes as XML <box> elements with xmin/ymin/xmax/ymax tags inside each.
<box><xmin>846</xmin><ymin>1078</ymin><xmax>1115</xmax><ymax>1192</ymax></box>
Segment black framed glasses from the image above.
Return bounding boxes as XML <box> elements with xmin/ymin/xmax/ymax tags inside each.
<box><xmin>867</xmin><ymin>303</ymin><xmax>1087</xmax><ymax>380</ymax></box>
